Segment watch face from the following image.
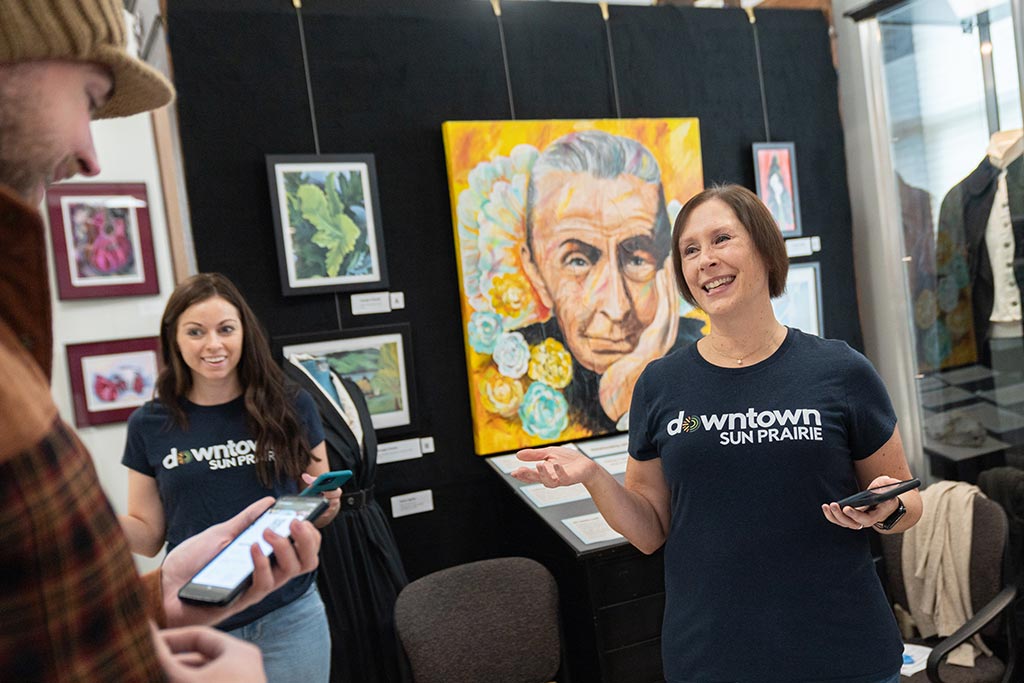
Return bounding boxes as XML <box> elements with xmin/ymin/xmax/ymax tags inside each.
<box><xmin>878</xmin><ymin>497</ymin><xmax>907</xmax><ymax>530</ymax></box>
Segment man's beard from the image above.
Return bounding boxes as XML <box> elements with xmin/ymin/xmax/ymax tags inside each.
<box><xmin>0</xmin><ymin>76</ymin><xmax>54</xmax><ymax>202</ymax></box>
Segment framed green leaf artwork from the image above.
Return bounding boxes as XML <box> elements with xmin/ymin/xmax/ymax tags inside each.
<box><xmin>267</xmin><ymin>154</ymin><xmax>389</xmax><ymax>296</ymax></box>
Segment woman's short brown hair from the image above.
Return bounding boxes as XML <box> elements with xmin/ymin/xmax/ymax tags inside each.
<box><xmin>670</xmin><ymin>184</ymin><xmax>789</xmax><ymax>307</ymax></box>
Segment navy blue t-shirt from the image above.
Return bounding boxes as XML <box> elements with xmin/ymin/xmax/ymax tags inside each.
<box><xmin>122</xmin><ymin>390</ymin><xmax>325</xmax><ymax>631</ymax></box>
<box><xmin>629</xmin><ymin>327</ymin><xmax>903</xmax><ymax>683</ymax></box>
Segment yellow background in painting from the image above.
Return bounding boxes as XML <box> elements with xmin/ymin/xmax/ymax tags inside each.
<box><xmin>443</xmin><ymin>118</ymin><xmax>703</xmax><ymax>455</ymax></box>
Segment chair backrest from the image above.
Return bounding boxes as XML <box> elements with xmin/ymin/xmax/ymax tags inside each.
<box><xmin>880</xmin><ymin>494</ymin><xmax>1008</xmax><ymax>639</ymax></box>
<box><xmin>394</xmin><ymin>556</ymin><xmax>561</xmax><ymax>683</ymax></box>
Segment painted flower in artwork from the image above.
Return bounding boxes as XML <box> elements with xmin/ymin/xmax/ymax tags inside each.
<box><xmin>480</xmin><ymin>366</ymin><xmax>524</xmax><ymax>418</ymax></box>
<box><xmin>490</xmin><ymin>272</ymin><xmax>534</xmax><ymax>320</ymax></box>
<box><xmin>492</xmin><ymin>332</ymin><xmax>530</xmax><ymax>379</ymax></box>
<box><xmin>518</xmin><ymin>381</ymin><xmax>569</xmax><ymax>440</ymax></box>
<box><xmin>527</xmin><ymin>338</ymin><xmax>572</xmax><ymax>389</ymax></box>
<box><xmin>467</xmin><ymin>311</ymin><xmax>504</xmax><ymax>355</ymax></box>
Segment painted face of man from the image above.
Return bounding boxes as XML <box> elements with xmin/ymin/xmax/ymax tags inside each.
<box><xmin>523</xmin><ymin>170</ymin><xmax>666</xmax><ymax>375</ymax></box>
<box><xmin>0</xmin><ymin>60</ymin><xmax>111</xmax><ymax>205</ymax></box>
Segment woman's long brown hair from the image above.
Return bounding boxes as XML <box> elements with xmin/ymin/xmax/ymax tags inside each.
<box><xmin>156</xmin><ymin>273</ymin><xmax>315</xmax><ymax>487</ymax></box>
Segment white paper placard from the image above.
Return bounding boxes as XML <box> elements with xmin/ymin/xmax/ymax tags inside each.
<box><xmin>595</xmin><ymin>453</ymin><xmax>629</xmax><ymax>475</ymax></box>
<box><xmin>784</xmin><ymin>236</ymin><xmax>821</xmax><ymax>258</ymax></box>
<box><xmin>576</xmin><ymin>434</ymin><xmax>629</xmax><ymax>458</ymax></box>
<box><xmin>350</xmin><ymin>291</ymin><xmax>391</xmax><ymax>315</ymax></box>
<box><xmin>390</xmin><ymin>489</ymin><xmax>434</xmax><ymax>518</ymax></box>
<box><xmin>520</xmin><ymin>482</ymin><xmax>591</xmax><ymax>508</ymax></box>
<box><xmin>378</xmin><ymin>437</ymin><xmax>423</xmax><ymax>464</ymax></box>
<box><xmin>900</xmin><ymin>643</ymin><xmax>931</xmax><ymax>676</ymax></box>
<box><xmin>389</xmin><ymin>291</ymin><xmax>405</xmax><ymax>309</ymax></box>
<box><xmin>562</xmin><ymin>512</ymin><xmax>623</xmax><ymax>544</ymax></box>
<box><xmin>491</xmin><ymin>453</ymin><xmax>532</xmax><ymax>473</ymax></box>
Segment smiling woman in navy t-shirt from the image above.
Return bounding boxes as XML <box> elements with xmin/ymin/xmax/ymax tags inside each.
<box><xmin>512</xmin><ymin>184</ymin><xmax>922</xmax><ymax>683</ymax></box>
<box><xmin>118</xmin><ymin>273</ymin><xmax>339</xmax><ymax>683</ymax></box>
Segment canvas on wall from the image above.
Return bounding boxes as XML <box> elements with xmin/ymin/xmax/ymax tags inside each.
<box><xmin>772</xmin><ymin>262</ymin><xmax>824</xmax><ymax>336</ymax></box>
<box><xmin>46</xmin><ymin>183</ymin><xmax>159</xmax><ymax>300</ymax></box>
<box><xmin>443</xmin><ymin>119</ymin><xmax>704</xmax><ymax>455</ymax></box>
<box><xmin>753</xmin><ymin>142</ymin><xmax>802</xmax><ymax>237</ymax></box>
<box><xmin>279</xmin><ymin>325</ymin><xmax>414</xmax><ymax>433</ymax></box>
<box><xmin>267</xmin><ymin>154</ymin><xmax>388</xmax><ymax>296</ymax></box>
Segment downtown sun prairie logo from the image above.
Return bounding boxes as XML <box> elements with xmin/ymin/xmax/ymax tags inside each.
<box><xmin>667</xmin><ymin>408</ymin><xmax>824</xmax><ymax>446</ymax></box>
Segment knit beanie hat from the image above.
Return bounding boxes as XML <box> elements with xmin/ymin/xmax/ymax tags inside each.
<box><xmin>0</xmin><ymin>0</ymin><xmax>174</xmax><ymax>119</ymax></box>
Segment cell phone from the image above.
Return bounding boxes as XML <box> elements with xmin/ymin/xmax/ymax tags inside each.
<box><xmin>299</xmin><ymin>469</ymin><xmax>353</xmax><ymax>497</ymax></box>
<box><xmin>177</xmin><ymin>495</ymin><xmax>328</xmax><ymax>607</ymax></box>
<box><xmin>836</xmin><ymin>478</ymin><xmax>921</xmax><ymax>509</ymax></box>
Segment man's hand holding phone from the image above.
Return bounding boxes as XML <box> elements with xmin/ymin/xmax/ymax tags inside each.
<box><xmin>160</xmin><ymin>496</ymin><xmax>321</xmax><ymax>628</ymax></box>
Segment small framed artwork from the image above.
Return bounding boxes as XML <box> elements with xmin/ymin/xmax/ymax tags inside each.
<box><xmin>752</xmin><ymin>142</ymin><xmax>802</xmax><ymax>237</ymax></box>
<box><xmin>278</xmin><ymin>325</ymin><xmax>415</xmax><ymax>433</ymax></box>
<box><xmin>772</xmin><ymin>261</ymin><xmax>823</xmax><ymax>336</ymax></box>
<box><xmin>267</xmin><ymin>154</ymin><xmax>389</xmax><ymax>296</ymax></box>
<box><xmin>45</xmin><ymin>183</ymin><xmax>159</xmax><ymax>300</ymax></box>
<box><xmin>66</xmin><ymin>337</ymin><xmax>161</xmax><ymax>427</ymax></box>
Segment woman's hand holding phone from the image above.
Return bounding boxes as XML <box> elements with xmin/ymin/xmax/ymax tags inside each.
<box><xmin>300</xmin><ymin>470</ymin><xmax>348</xmax><ymax>527</ymax></box>
<box><xmin>821</xmin><ymin>476</ymin><xmax>916</xmax><ymax>531</ymax></box>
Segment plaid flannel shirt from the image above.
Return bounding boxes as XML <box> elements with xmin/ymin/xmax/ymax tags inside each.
<box><xmin>0</xmin><ymin>187</ymin><xmax>165</xmax><ymax>681</ymax></box>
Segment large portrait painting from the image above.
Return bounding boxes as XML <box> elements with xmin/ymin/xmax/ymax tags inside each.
<box><xmin>443</xmin><ymin>119</ymin><xmax>704</xmax><ymax>455</ymax></box>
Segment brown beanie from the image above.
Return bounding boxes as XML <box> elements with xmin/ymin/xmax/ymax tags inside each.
<box><xmin>0</xmin><ymin>0</ymin><xmax>174</xmax><ymax>119</ymax></box>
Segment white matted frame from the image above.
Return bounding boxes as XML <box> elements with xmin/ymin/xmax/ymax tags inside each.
<box><xmin>772</xmin><ymin>261</ymin><xmax>824</xmax><ymax>336</ymax></box>
<box><xmin>279</xmin><ymin>325</ymin><xmax>414</xmax><ymax>432</ymax></box>
<box><xmin>267</xmin><ymin>154</ymin><xmax>389</xmax><ymax>296</ymax></box>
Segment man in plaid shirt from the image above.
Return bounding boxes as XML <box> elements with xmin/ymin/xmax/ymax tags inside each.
<box><xmin>0</xmin><ymin>1</ymin><xmax>323</xmax><ymax>680</ymax></box>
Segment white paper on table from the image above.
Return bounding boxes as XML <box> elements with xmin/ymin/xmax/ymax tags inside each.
<box><xmin>520</xmin><ymin>482</ymin><xmax>591</xmax><ymax>508</ymax></box>
<box><xmin>901</xmin><ymin>643</ymin><xmax>931</xmax><ymax>676</ymax></box>
<box><xmin>576</xmin><ymin>434</ymin><xmax>629</xmax><ymax>458</ymax></box>
<box><xmin>490</xmin><ymin>453</ymin><xmax>531</xmax><ymax>473</ymax></box>
<box><xmin>562</xmin><ymin>512</ymin><xmax>624</xmax><ymax>544</ymax></box>
<box><xmin>594</xmin><ymin>453</ymin><xmax>629</xmax><ymax>475</ymax></box>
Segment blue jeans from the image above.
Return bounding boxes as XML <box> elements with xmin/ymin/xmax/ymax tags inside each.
<box><xmin>227</xmin><ymin>582</ymin><xmax>330</xmax><ymax>683</ymax></box>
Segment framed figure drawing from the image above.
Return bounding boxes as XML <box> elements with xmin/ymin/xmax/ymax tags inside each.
<box><xmin>267</xmin><ymin>154</ymin><xmax>389</xmax><ymax>296</ymax></box>
<box><xmin>752</xmin><ymin>142</ymin><xmax>802</xmax><ymax>237</ymax></box>
<box><xmin>443</xmin><ymin>118</ymin><xmax>705</xmax><ymax>455</ymax></box>
<box><xmin>772</xmin><ymin>262</ymin><xmax>823</xmax><ymax>336</ymax></box>
<box><xmin>279</xmin><ymin>325</ymin><xmax>415</xmax><ymax>433</ymax></box>
<box><xmin>66</xmin><ymin>337</ymin><xmax>160</xmax><ymax>427</ymax></box>
<box><xmin>45</xmin><ymin>183</ymin><xmax>159</xmax><ymax>300</ymax></box>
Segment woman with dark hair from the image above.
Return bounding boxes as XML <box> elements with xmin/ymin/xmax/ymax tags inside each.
<box><xmin>513</xmin><ymin>184</ymin><xmax>922</xmax><ymax>683</ymax></box>
<box><xmin>118</xmin><ymin>272</ymin><xmax>340</xmax><ymax>683</ymax></box>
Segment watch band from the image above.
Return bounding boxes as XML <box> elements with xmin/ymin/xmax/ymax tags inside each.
<box><xmin>875</xmin><ymin>496</ymin><xmax>907</xmax><ymax>530</ymax></box>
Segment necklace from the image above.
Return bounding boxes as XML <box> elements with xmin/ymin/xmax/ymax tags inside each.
<box><xmin>707</xmin><ymin>326</ymin><xmax>783</xmax><ymax>365</ymax></box>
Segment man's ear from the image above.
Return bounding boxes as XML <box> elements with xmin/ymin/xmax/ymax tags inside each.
<box><xmin>520</xmin><ymin>243</ymin><xmax>554</xmax><ymax>310</ymax></box>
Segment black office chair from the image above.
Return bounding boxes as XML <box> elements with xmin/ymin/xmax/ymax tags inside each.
<box><xmin>393</xmin><ymin>556</ymin><xmax>561</xmax><ymax>683</ymax></box>
<box><xmin>879</xmin><ymin>495</ymin><xmax>1018</xmax><ymax>682</ymax></box>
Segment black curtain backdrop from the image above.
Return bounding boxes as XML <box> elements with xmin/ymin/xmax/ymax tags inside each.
<box><xmin>166</xmin><ymin>0</ymin><xmax>859</xmax><ymax>582</ymax></box>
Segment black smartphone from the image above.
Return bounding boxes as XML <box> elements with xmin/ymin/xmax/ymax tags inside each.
<box><xmin>836</xmin><ymin>478</ymin><xmax>921</xmax><ymax>509</ymax></box>
<box><xmin>178</xmin><ymin>495</ymin><xmax>328</xmax><ymax>607</ymax></box>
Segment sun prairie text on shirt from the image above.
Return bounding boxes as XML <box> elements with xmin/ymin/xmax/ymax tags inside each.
<box><xmin>666</xmin><ymin>408</ymin><xmax>824</xmax><ymax>445</ymax></box>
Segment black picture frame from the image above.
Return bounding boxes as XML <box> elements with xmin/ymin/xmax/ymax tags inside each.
<box><xmin>266</xmin><ymin>154</ymin><xmax>389</xmax><ymax>296</ymax></box>
<box><xmin>752</xmin><ymin>141</ymin><xmax>803</xmax><ymax>237</ymax></box>
<box><xmin>276</xmin><ymin>324</ymin><xmax>417</xmax><ymax>437</ymax></box>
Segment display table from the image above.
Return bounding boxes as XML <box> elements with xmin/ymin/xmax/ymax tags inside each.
<box><xmin>486</xmin><ymin>437</ymin><xmax>666</xmax><ymax>683</ymax></box>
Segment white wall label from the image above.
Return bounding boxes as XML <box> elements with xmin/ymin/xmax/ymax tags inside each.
<box><xmin>785</xmin><ymin>236</ymin><xmax>821</xmax><ymax>258</ymax></box>
<box><xmin>378</xmin><ymin>437</ymin><xmax>423</xmax><ymax>464</ymax></box>
<box><xmin>391</xmin><ymin>489</ymin><xmax>434</xmax><ymax>518</ymax></box>
<box><xmin>350</xmin><ymin>291</ymin><xmax>391</xmax><ymax>315</ymax></box>
<box><xmin>389</xmin><ymin>291</ymin><xmax>406</xmax><ymax>309</ymax></box>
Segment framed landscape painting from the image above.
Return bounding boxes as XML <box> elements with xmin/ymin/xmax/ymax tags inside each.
<box><xmin>46</xmin><ymin>183</ymin><xmax>159</xmax><ymax>300</ymax></box>
<box><xmin>267</xmin><ymin>154</ymin><xmax>388</xmax><ymax>296</ymax></box>
<box><xmin>279</xmin><ymin>325</ymin><xmax>414</xmax><ymax>433</ymax></box>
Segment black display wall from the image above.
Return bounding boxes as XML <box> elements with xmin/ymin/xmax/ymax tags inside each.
<box><xmin>166</xmin><ymin>0</ymin><xmax>859</xmax><ymax>581</ymax></box>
